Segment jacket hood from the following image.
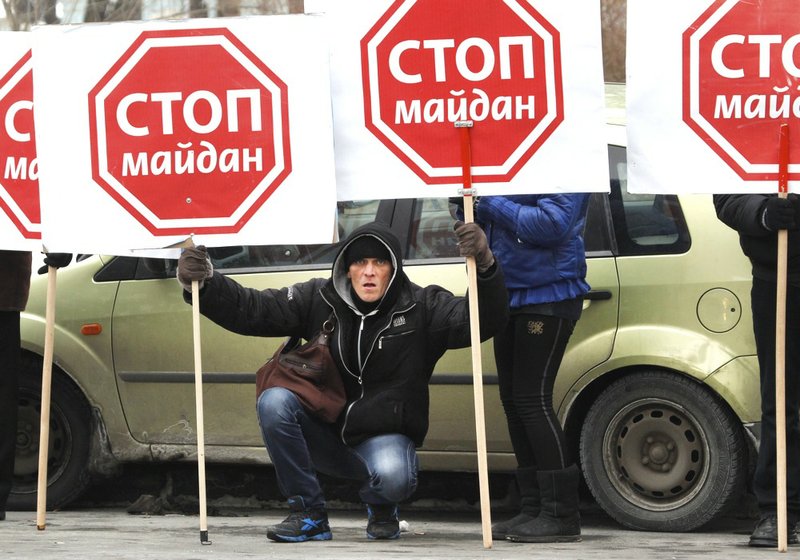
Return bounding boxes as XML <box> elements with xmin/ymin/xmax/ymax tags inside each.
<box><xmin>332</xmin><ymin>221</ymin><xmax>405</xmax><ymax>314</ymax></box>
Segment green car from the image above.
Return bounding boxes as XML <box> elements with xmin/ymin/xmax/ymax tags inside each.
<box><xmin>13</xmin><ymin>86</ymin><xmax>758</xmax><ymax>531</ymax></box>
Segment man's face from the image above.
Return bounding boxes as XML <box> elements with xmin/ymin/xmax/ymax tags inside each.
<box><xmin>347</xmin><ymin>257</ymin><xmax>393</xmax><ymax>303</ymax></box>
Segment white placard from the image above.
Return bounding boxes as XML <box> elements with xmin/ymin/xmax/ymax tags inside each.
<box><xmin>315</xmin><ymin>0</ymin><xmax>608</xmax><ymax>200</ymax></box>
<box><xmin>33</xmin><ymin>15</ymin><xmax>337</xmax><ymax>255</ymax></box>
<box><xmin>627</xmin><ymin>0</ymin><xmax>800</xmax><ymax>194</ymax></box>
<box><xmin>0</xmin><ymin>32</ymin><xmax>42</xmax><ymax>251</ymax></box>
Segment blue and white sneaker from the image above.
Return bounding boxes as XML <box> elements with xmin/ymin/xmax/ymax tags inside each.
<box><xmin>267</xmin><ymin>496</ymin><xmax>332</xmax><ymax>543</ymax></box>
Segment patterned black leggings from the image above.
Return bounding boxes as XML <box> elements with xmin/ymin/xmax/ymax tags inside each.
<box><xmin>494</xmin><ymin>312</ymin><xmax>575</xmax><ymax>471</ymax></box>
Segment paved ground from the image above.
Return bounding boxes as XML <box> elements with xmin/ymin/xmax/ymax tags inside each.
<box><xmin>3</xmin><ymin>464</ymin><xmax>793</xmax><ymax>559</ymax></box>
<box><xmin>2</xmin><ymin>505</ymin><xmax>794</xmax><ymax>560</ymax></box>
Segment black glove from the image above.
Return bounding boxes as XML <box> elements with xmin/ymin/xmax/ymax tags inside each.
<box><xmin>38</xmin><ymin>253</ymin><xmax>72</xmax><ymax>274</ymax></box>
<box><xmin>453</xmin><ymin>220</ymin><xmax>494</xmax><ymax>273</ymax></box>
<box><xmin>761</xmin><ymin>195</ymin><xmax>798</xmax><ymax>231</ymax></box>
<box><xmin>177</xmin><ymin>245</ymin><xmax>214</xmax><ymax>291</ymax></box>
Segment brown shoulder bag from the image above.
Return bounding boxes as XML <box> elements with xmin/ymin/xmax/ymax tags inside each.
<box><xmin>255</xmin><ymin>317</ymin><xmax>346</xmax><ymax>423</ymax></box>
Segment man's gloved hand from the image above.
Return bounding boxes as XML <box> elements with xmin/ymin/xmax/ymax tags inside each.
<box><xmin>177</xmin><ymin>245</ymin><xmax>214</xmax><ymax>291</ymax></box>
<box><xmin>454</xmin><ymin>220</ymin><xmax>494</xmax><ymax>273</ymax></box>
<box><xmin>38</xmin><ymin>253</ymin><xmax>72</xmax><ymax>274</ymax></box>
<box><xmin>762</xmin><ymin>195</ymin><xmax>798</xmax><ymax>231</ymax></box>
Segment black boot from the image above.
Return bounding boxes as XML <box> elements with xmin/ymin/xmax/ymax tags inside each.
<box><xmin>749</xmin><ymin>513</ymin><xmax>799</xmax><ymax>547</ymax></box>
<box><xmin>492</xmin><ymin>467</ymin><xmax>540</xmax><ymax>539</ymax></box>
<box><xmin>506</xmin><ymin>464</ymin><xmax>581</xmax><ymax>543</ymax></box>
<box><xmin>366</xmin><ymin>503</ymin><xmax>400</xmax><ymax>540</ymax></box>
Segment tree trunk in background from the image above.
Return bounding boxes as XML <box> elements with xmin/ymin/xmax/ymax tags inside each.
<box><xmin>251</xmin><ymin>0</ymin><xmax>301</xmax><ymax>15</ymax></box>
<box><xmin>84</xmin><ymin>0</ymin><xmax>141</xmax><ymax>22</ymax></box>
<box><xmin>4</xmin><ymin>0</ymin><xmax>629</xmax><ymax>84</ymax></box>
<box><xmin>2</xmin><ymin>0</ymin><xmax>21</xmax><ymax>29</ymax></box>
<box><xmin>217</xmin><ymin>0</ymin><xmax>240</xmax><ymax>17</ymax></box>
<box><xmin>601</xmin><ymin>0</ymin><xmax>626</xmax><ymax>83</ymax></box>
<box><xmin>42</xmin><ymin>0</ymin><xmax>59</xmax><ymax>23</ymax></box>
<box><xmin>189</xmin><ymin>0</ymin><xmax>208</xmax><ymax>18</ymax></box>
<box><xmin>2</xmin><ymin>0</ymin><xmax>59</xmax><ymax>30</ymax></box>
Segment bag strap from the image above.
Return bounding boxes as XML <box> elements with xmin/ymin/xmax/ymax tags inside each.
<box><xmin>322</xmin><ymin>313</ymin><xmax>336</xmax><ymax>335</ymax></box>
<box><xmin>281</xmin><ymin>314</ymin><xmax>335</xmax><ymax>351</ymax></box>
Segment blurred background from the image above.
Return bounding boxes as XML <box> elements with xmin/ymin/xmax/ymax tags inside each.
<box><xmin>0</xmin><ymin>0</ymin><xmax>627</xmax><ymax>83</ymax></box>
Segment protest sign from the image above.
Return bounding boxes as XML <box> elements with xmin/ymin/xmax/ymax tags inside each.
<box><xmin>32</xmin><ymin>16</ymin><xmax>336</xmax><ymax>254</ymax></box>
<box><xmin>0</xmin><ymin>32</ymin><xmax>41</xmax><ymax>250</ymax></box>
<box><xmin>309</xmin><ymin>0</ymin><xmax>608</xmax><ymax>200</ymax></box>
<box><xmin>628</xmin><ymin>0</ymin><xmax>800</xmax><ymax>193</ymax></box>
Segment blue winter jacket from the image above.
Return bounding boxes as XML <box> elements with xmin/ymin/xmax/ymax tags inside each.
<box><xmin>475</xmin><ymin>194</ymin><xmax>591</xmax><ymax>309</ymax></box>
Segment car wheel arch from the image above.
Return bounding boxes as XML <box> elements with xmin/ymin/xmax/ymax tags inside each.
<box><xmin>11</xmin><ymin>352</ymin><xmax>97</xmax><ymax>510</ymax></box>
<box><xmin>563</xmin><ymin>364</ymin><xmax>745</xmax><ymax>463</ymax></box>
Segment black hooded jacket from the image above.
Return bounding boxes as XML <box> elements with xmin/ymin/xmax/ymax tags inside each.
<box><xmin>714</xmin><ymin>194</ymin><xmax>800</xmax><ymax>284</ymax></box>
<box><xmin>188</xmin><ymin>221</ymin><xmax>509</xmax><ymax>447</ymax></box>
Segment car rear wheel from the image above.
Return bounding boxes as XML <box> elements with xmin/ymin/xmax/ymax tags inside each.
<box><xmin>579</xmin><ymin>370</ymin><xmax>747</xmax><ymax>531</ymax></box>
<box><xmin>9</xmin><ymin>355</ymin><xmax>93</xmax><ymax>511</ymax></box>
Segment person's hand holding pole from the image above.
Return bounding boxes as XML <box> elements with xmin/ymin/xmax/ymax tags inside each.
<box><xmin>454</xmin><ymin>221</ymin><xmax>494</xmax><ymax>272</ymax></box>
<box><xmin>177</xmin><ymin>246</ymin><xmax>213</xmax><ymax>291</ymax></box>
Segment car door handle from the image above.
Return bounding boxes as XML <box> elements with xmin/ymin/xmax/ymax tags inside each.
<box><xmin>585</xmin><ymin>290</ymin><xmax>612</xmax><ymax>301</ymax></box>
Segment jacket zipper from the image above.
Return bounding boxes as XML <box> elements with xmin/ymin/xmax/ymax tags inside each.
<box><xmin>321</xmin><ymin>287</ymin><xmax>417</xmax><ymax>444</ymax></box>
<box><xmin>360</xmin><ymin>303</ymin><xmax>415</xmax><ymax>367</ymax></box>
<box><xmin>319</xmin><ymin>292</ymin><xmax>365</xmax><ymax>443</ymax></box>
<box><xmin>357</xmin><ymin>315</ymin><xmax>366</xmax><ymax>373</ymax></box>
<box><xmin>378</xmin><ymin>329</ymin><xmax>414</xmax><ymax>350</ymax></box>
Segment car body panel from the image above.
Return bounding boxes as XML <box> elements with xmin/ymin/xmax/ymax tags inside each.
<box><xmin>705</xmin><ymin>356</ymin><xmax>761</xmax><ymax>423</ymax></box>
<box><xmin>19</xmin><ymin>194</ymin><xmax>757</xmax><ymax>469</ymax></box>
<box><xmin>107</xmin><ymin>253</ymin><xmax>619</xmax><ymax>458</ymax></box>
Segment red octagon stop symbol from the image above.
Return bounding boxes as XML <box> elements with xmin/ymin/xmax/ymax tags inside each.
<box><xmin>89</xmin><ymin>28</ymin><xmax>291</xmax><ymax>236</ymax></box>
<box><xmin>0</xmin><ymin>50</ymin><xmax>41</xmax><ymax>240</ymax></box>
<box><xmin>361</xmin><ymin>0</ymin><xmax>563</xmax><ymax>185</ymax></box>
<box><xmin>683</xmin><ymin>0</ymin><xmax>800</xmax><ymax>181</ymax></box>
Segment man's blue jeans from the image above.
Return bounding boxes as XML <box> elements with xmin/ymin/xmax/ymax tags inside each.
<box><xmin>257</xmin><ymin>387</ymin><xmax>419</xmax><ymax>510</ymax></box>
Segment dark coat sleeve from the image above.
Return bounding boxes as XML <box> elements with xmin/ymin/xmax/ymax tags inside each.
<box><xmin>182</xmin><ymin>272</ymin><xmax>324</xmax><ymax>339</ymax></box>
<box><xmin>423</xmin><ymin>261</ymin><xmax>509</xmax><ymax>353</ymax></box>
<box><xmin>713</xmin><ymin>194</ymin><xmax>770</xmax><ymax>237</ymax></box>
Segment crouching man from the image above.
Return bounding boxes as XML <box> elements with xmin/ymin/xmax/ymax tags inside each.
<box><xmin>177</xmin><ymin>220</ymin><xmax>508</xmax><ymax>542</ymax></box>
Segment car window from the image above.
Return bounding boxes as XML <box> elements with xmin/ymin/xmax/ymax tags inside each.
<box><xmin>402</xmin><ymin>195</ymin><xmax>614</xmax><ymax>261</ymax></box>
<box><xmin>607</xmin><ymin>145</ymin><xmax>691</xmax><ymax>256</ymax></box>
<box><xmin>406</xmin><ymin>198</ymin><xmax>460</xmax><ymax>260</ymax></box>
<box><xmin>206</xmin><ymin>200</ymin><xmax>383</xmax><ymax>272</ymax></box>
<box><xmin>111</xmin><ymin>154</ymin><xmax>688</xmax><ymax>281</ymax></box>
<box><xmin>584</xmin><ymin>191</ymin><xmax>615</xmax><ymax>255</ymax></box>
<box><xmin>404</xmin><ymin>194</ymin><xmax>615</xmax><ymax>260</ymax></box>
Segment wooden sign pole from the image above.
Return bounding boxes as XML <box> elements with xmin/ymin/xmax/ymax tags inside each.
<box><xmin>775</xmin><ymin>122</ymin><xmax>790</xmax><ymax>553</ymax></box>
<box><xmin>191</xmin><ymin>277</ymin><xmax>212</xmax><ymax>545</ymax></box>
<box><xmin>456</xmin><ymin>119</ymin><xmax>492</xmax><ymax>549</ymax></box>
<box><xmin>35</xmin><ymin>265</ymin><xmax>57</xmax><ymax>530</ymax></box>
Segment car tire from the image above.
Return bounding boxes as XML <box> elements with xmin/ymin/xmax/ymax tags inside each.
<box><xmin>579</xmin><ymin>370</ymin><xmax>747</xmax><ymax>531</ymax></box>
<box><xmin>8</xmin><ymin>354</ymin><xmax>93</xmax><ymax>511</ymax></box>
